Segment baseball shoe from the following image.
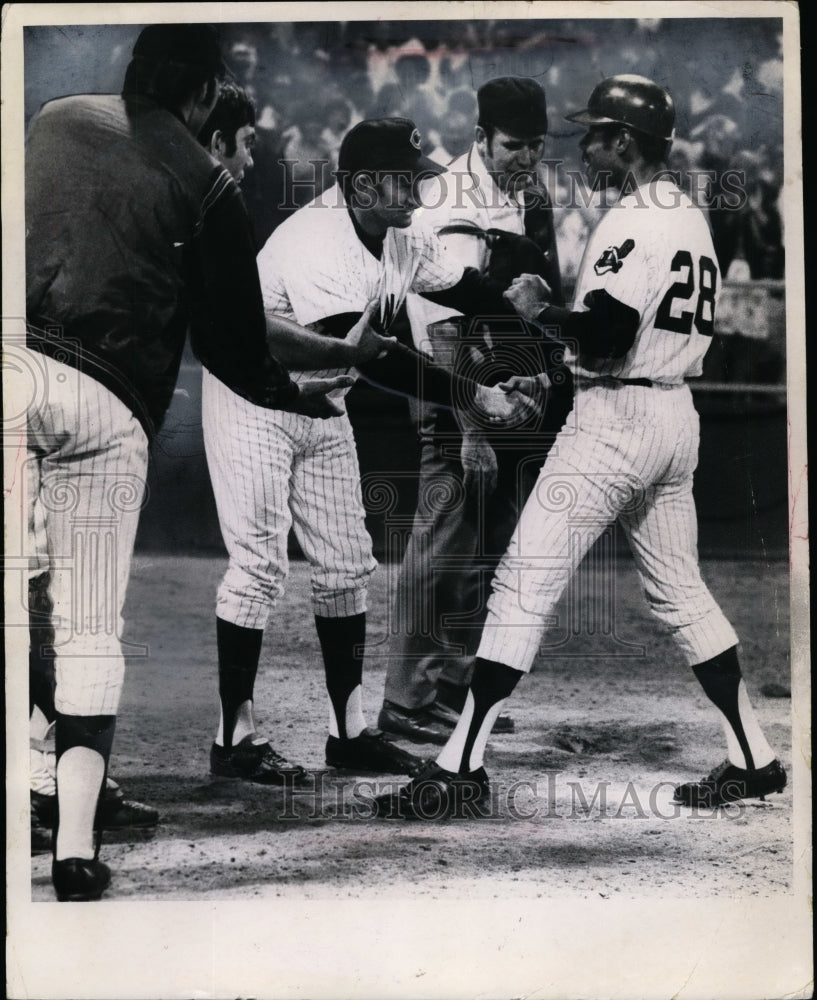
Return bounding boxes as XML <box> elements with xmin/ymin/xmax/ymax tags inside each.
<box><xmin>31</xmin><ymin>729</ymin><xmax>159</xmax><ymax>831</ymax></box>
<box><xmin>31</xmin><ymin>786</ymin><xmax>159</xmax><ymax>831</ymax></box>
<box><xmin>378</xmin><ymin>702</ymin><xmax>452</xmax><ymax>745</ymax></box>
<box><xmin>210</xmin><ymin>736</ymin><xmax>310</xmax><ymax>786</ymax></box>
<box><xmin>31</xmin><ymin>813</ymin><xmax>52</xmax><ymax>855</ymax></box>
<box><xmin>373</xmin><ymin>762</ymin><xmax>492</xmax><ymax>820</ymax></box>
<box><xmin>52</xmin><ymin>857</ymin><xmax>111</xmax><ymax>902</ymax></box>
<box><xmin>325</xmin><ymin>728</ymin><xmax>426</xmax><ymax>775</ymax></box>
<box><xmin>673</xmin><ymin>758</ymin><xmax>787</xmax><ymax>808</ymax></box>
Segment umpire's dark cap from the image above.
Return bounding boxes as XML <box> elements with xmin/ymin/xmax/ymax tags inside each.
<box><xmin>338</xmin><ymin>118</ymin><xmax>446</xmax><ymax>178</ymax></box>
<box><xmin>477</xmin><ymin>77</ymin><xmax>548</xmax><ymax>136</ymax></box>
<box><xmin>132</xmin><ymin>23</ymin><xmax>226</xmax><ymax>75</ymax></box>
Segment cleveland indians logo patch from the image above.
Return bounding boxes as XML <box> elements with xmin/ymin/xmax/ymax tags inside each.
<box><xmin>594</xmin><ymin>238</ymin><xmax>635</xmax><ymax>275</ymax></box>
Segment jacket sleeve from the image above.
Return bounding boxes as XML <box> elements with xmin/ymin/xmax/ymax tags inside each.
<box><xmin>188</xmin><ymin>171</ymin><xmax>299</xmax><ymax>409</ymax></box>
<box><xmin>316</xmin><ymin>311</ymin><xmax>477</xmax><ymax>410</ymax></box>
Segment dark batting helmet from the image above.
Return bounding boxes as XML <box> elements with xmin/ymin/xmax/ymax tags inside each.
<box><xmin>565</xmin><ymin>74</ymin><xmax>675</xmax><ymax>141</ymax></box>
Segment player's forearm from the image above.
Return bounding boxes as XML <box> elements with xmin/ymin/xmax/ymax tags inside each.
<box><xmin>423</xmin><ymin>267</ymin><xmax>514</xmax><ymax>319</ymax></box>
<box><xmin>357</xmin><ymin>343</ymin><xmax>477</xmax><ymax>410</ymax></box>
<box><xmin>265</xmin><ymin>314</ymin><xmax>356</xmax><ymax>368</ymax></box>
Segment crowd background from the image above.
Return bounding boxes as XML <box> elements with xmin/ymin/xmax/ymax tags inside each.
<box><xmin>21</xmin><ymin>16</ymin><xmax>789</xmax><ymax>557</ymax></box>
<box><xmin>24</xmin><ymin>16</ymin><xmax>785</xmax><ymax>282</ymax></box>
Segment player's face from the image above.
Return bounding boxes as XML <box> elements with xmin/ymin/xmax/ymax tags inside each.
<box><xmin>477</xmin><ymin>127</ymin><xmax>545</xmax><ymax>194</ymax></box>
<box><xmin>579</xmin><ymin>126</ymin><xmax>623</xmax><ymax>189</ymax></box>
<box><xmin>216</xmin><ymin>124</ymin><xmax>256</xmax><ymax>184</ymax></box>
<box><xmin>370</xmin><ymin>173</ymin><xmax>420</xmax><ymax>231</ymax></box>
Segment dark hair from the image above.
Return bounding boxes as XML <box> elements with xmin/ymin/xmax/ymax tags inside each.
<box><xmin>122</xmin><ymin>24</ymin><xmax>225</xmax><ymax>111</ymax></box>
<box><xmin>198</xmin><ymin>82</ymin><xmax>256</xmax><ymax>154</ymax></box>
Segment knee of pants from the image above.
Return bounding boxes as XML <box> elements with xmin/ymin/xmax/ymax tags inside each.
<box><xmin>310</xmin><ymin>558</ymin><xmax>377</xmax><ymax>618</ymax></box>
<box><xmin>643</xmin><ymin>585</ymin><xmax>718</xmax><ymax>631</ymax></box>
<box><xmin>53</xmin><ymin>654</ymin><xmax>126</xmax><ymax>716</ymax></box>
<box><xmin>217</xmin><ymin>563</ymin><xmax>286</xmax><ymax>631</ymax></box>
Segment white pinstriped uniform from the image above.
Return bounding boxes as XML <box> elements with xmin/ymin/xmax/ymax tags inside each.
<box><xmin>204</xmin><ymin>184</ymin><xmax>462</xmax><ymax>628</ymax></box>
<box><xmin>26</xmin><ymin>350</ymin><xmax>148</xmax><ymax>714</ymax></box>
<box><xmin>478</xmin><ymin>180</ymin><xmax>739</xmax><ymax>671</ymax></box>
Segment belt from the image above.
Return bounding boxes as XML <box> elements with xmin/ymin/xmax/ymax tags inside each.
<box><xmin>576</xmin><ymin>376</ymin><xmax>682</xmax><ymax>390</ymax></box>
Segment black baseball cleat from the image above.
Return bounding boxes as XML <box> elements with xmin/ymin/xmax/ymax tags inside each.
<box><xmin>52</xmin><ymin>857</ymin><xmax>112</xmax><ymax>902</ymax></box>
<box><xmin>31</xmin><ymin>787</ymin><xmax>159</xmax><ymax>831</ymax></box>
<box><xmin>377</xmin><ymin>703</ymin><xmax>452</xmax><ymax>745</ymax></box>
<box><xmin>373</xmin><ymin>762</ymin><xmax>492</xmax><ymax>820</ymax></box>
<box><xmin>673</xmin><ymin>758</ymin><xmax>787</xmax><ymax>808</ymax></box>
<box><xmin>326</xmin><ymin>728</ymin><xmax>425</xmax><ymax>775</ymax></box>
<box><xmin>210</xmin><ymin>736</ymin><xmax>310</xmax><ymax>786</ymax></box>
<box><xmin>31</xmin><ymin>814</ymin><xmax>52</xmax><ymax>855</ymax></box>
<box><xmin>97</xmin><ymin>789</ymin><xmax>159</xmax><ymax>829</ymax></box>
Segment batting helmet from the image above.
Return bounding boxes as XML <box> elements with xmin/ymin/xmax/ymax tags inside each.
<box><xmin>565</xmin><ymin>75</ymin><xmax>675</xmax><ymax>141</ymax></box>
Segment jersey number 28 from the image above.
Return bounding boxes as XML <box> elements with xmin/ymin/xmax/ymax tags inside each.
<box><xmin>655</xmin><ymin>251</ymin><xmax>717</xmax><ymax>337</ymax></box>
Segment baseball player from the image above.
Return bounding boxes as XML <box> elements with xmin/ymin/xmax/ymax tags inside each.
<box><xmin>24</xmin><ymin>24</ymin><xmax>389</xmax><ymax>901</ymax></box>
<box><xmin>378</xmin><ymin>77</ymin><xmax>573</xmax><ymax>745</ymax></box>
<box><xmin>374</xmin><ymin>75</ymin><xmax>786</xmax><ymax>818</ymax></box>
<box><xmin>203</xmin><ymin>117</ymin><xmax>538</xmax><ymax>785</ymax></box>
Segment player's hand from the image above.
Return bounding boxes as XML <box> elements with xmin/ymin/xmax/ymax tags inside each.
<box><xmin>343</xmin><ymin>300</ymin><xmax>397</xmax><ymax>364</ymax></box>
<box><xmin>471</xmin><ymin>383</ymin><xmax>533</xmax><ymax>426</ymax></box>
<box><xmin>503</xmin><ymin>273</ymin><xmax>553</xmax><ymax>321</ymax></box>
<box><xmin>291</xmin><ymin>375</ymin><xmax>355</xmax><ymax>419</ymax></box>
<box><xmin>497</xmin><ymin>373</ymin><xmax>551</xmax><ymax>415</ymax></box>
<box><xmin>460</xmin><ymin>431</ymin><xmax>498</xmax><ymax>495</ymax></box>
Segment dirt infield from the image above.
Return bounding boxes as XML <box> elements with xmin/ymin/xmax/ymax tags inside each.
<box><xmin>31</xmin><ymin>554</ymin><xmax>793</xmax><ymax>902</ymax></box>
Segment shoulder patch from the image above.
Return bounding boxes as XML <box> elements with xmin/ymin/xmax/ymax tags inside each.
<box><xmin>594</xmin><ymin>238</ymin><xmax>635</xmax><ymax>275</ymax></box>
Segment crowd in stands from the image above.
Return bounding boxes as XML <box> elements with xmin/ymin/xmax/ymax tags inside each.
<box><xmin>24</xmin><ymin>17</ymin><xmax>786</xmax><ymax>280</ymax></box>
<box><xmin>207</xmin><ymin>18</ymin><xmax>785</xmax><ymax>284</ymax></box>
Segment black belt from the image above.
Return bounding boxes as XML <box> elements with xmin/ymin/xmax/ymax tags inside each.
<box><xmin>577</xmin><ymin>376</ymin><xmax>680</xmax><ymax>389</ymax></box>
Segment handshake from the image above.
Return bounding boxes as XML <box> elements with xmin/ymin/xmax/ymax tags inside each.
<box><xmin>470</xmin><ymin>374</ymin><xmax>550</xmax><ymax>428</ymax></box>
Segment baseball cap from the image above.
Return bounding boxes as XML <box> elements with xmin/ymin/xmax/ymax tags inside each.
<box><xmin>477</xmin><ymin>77</ymin><xmax>548</xmax><ymax>136</ymax></box>
<box><xmin>337</xmin><ymin>117</ymin><xmax>446</xmax><ymax>179</ymax></box>
<box><xmin>132</xmin><ymin>23</ymin><xmax>226</xmax><ymax>75</ymax></box>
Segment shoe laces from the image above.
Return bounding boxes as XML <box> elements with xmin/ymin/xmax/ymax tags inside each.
<box><xmin>263</xmin><ymin>746</ymin><xmax>299</xmax><ymax>770</ymax></box>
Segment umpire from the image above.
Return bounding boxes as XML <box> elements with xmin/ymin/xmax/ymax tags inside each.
<box><xmin>378</xmin><ymin>77</ymin><xmax>573</xmax><ymax>743</ymax></box>
<box><xmin>24</xmin><ymin>23</ymin><xmax>358</xmax><ymax>902</ymax></box>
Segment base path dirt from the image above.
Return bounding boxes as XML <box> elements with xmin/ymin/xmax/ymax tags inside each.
<box><xmin>31</xmin><ymin>555</ymin><xmax>794</xmax><ymax>901</ymax></box>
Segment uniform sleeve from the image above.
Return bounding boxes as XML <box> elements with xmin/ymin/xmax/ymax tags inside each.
<box><xmin>188</xmin><ymin>171</ymin><xmax>298</xmax><ymax>409</ymax></box>
<box><xmin>410</xmin><ymin>227</ymin><xmax>471</xmax><ymax>294</ymax></box>
<box><xmin>257</xmin><ymin>211</ymin><xmax>371</xmax><ymax>326</ymax></box>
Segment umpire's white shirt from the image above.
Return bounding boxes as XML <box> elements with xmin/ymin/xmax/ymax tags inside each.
<box><xmin>406</xmin><ymin>143</ymin><xmax>529</xmax><ymax>353</ymax></box>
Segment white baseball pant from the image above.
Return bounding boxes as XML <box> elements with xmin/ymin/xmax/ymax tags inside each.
<box><xmin>26</xmin><ymin>350</ymin><xmax>148</xmax><ymax>715</ymax></box>
<box><xmin>478</xmin><ymin>382</ymin><xmax>739</xmax><ymax>671</ymax></box>
<box><xmin>202</xmin><ymin>368</ymin><xmax>377</xmax><ymax>628</ymax></box>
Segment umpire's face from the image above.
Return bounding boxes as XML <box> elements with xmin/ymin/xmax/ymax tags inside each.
<box><xmin>476</xmin><ymin>126</ymin><xmax>545</xmax><ymax>195</ymax></box>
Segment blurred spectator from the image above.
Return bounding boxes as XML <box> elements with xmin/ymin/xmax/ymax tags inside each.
<box><xmin>427</xmin><ymin>88</ymin><xmax>478</xmax><ymax>165</ymax></box>
<box><xmin>690</xmin><ymin>113</ymin><xmax>743</xmax><ymax>274</ymax></box>
<box><xmin>727</xmin><ymin>150</ymin><xmax>784</xmax><ymax>280</ymax></box>
<box><xmin>393</xmin><ymin>52</ymin><xmax>444</xmax><ymax>150</ymax></box>
<box><xmin>281</xmin><ymin>106</ymin><xmax>334</xmax><ymax>207</ymax></box>
<box><xmin>321</xmin><ymin>96</ymin><xmax>355</xmax><ymax>171</ymax></box>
